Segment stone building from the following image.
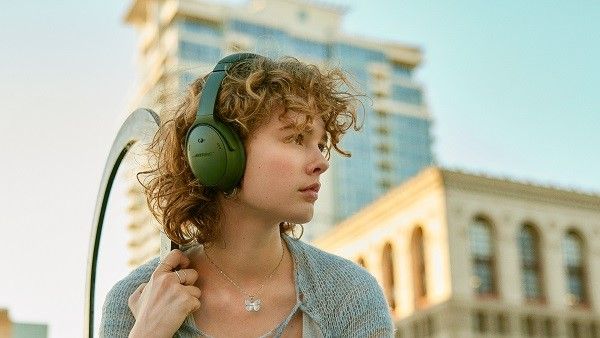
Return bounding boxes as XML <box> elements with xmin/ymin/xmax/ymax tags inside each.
<box><xmin>315</xmin><ymin>167</ymin><xmax>600</xmax><ymax>338</ymax></box>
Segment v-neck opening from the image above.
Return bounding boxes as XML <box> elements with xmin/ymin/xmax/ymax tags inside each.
<box><xmin>184</xmin><ymin>234</ymin><xmax>303</xmax><ymax>338</ymax></box>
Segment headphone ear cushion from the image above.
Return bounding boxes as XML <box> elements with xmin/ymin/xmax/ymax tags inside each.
<box><xmin>186</xmin><ymin>119</ymin><xmax>245</xmax><ymax>192</ymax></box>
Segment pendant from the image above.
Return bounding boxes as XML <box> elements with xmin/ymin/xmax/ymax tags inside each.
<box><xmin>244</xmin><ymin>296</ymin><xmax>261</xmax><ymax>312</ymax></box>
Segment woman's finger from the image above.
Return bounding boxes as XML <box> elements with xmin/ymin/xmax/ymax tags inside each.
<box><xmin>171</xmin><ymin>268</ymin><xmax>199</xmax><ymax>286</ymax></box>
<box><xmin>128</xmin><ymin>282</ymin><xmax>147</xmax><ymax>314</ymax></box>
<box><xmin>183</xmin><ymin>285</ymin><xmax>202</xmax><ymax>299</ymax></box>
<box><xmin>156</xmin><ymin>249</ymin><xmax>190</xmax><ymax>274</ymax></box>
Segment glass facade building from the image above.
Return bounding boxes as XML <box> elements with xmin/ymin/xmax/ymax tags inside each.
<box><xmin>125</xmin><ymin>0</ymin><xmax>435</xmax><ymax>239</ymax></box>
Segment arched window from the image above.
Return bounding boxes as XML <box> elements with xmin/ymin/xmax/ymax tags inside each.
<box><xmin>518</xmin><ymin>223</ymin><xmax>544</xmax><ymax>301</ymax></box>
<box><xmin>411</xmin><ymin>227</ymin><xmax>427</xmax><ymax>308</ymax></box>
<box><xmin>563</xmin><ymin>230</ymin><xmax>588</xmax><ymax>306</ymax></box>
<box><xmin>469</xmin><ymin>216</ymin><xmax>497</xmax><ymax>296</ymax></box>
<box><xmin>381</xmin><ymin>242</ymin><xmax>396</xmax><ymax>310</ymax></box>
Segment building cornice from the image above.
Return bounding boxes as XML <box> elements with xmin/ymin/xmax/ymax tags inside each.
<box><xmin>440</xmin><ymin>168</ymin><xmax>600</xmax><ymax>211</ymax></box>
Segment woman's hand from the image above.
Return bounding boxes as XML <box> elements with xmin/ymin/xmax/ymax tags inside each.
<box><xmin>127</xmin><ymin>249</ymin><xmax>201</xmax><ymax>338</ymax></box>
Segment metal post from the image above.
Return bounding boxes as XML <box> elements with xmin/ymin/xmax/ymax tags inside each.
<box><xmin>84</xmin><ymin>108</ymin><xmax>162</xmax><ymax>337</ymax></box>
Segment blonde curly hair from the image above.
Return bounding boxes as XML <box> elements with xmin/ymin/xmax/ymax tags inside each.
<box><xmin>138</xmin><ymin>55</ymin><xmax>361</xmax><ymax>246</ymax></box>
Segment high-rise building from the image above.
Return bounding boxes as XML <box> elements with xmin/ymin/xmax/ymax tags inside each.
<box><xmin>123</xmin><ymin>0</ymin><xmax>434</xmax><ymax>250</ymax></box>
<box><xmin>315</xmin><ymin>167</ymin><xmax>600</xmax><ymax>337</ymax></box>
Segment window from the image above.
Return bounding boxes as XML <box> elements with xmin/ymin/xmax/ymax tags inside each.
<box><xmin>473</xmin><ymin>311</ymin><xmax>487</xmax><ymax>333</ymax></box>
<box><xmin>377</xmin><ymin>160</ymin><xmax>393</xmax><ymax>172</ymax></box>
<box><xmin>179</xmin><ymin>72</ymin><xmax>197</xmax><ymax>88</ymax></box>
<box><xmin>521</xmin><ymin>316</ymin><xmax>535</xmax><ymax>336</ymax></box>
<box><xmin>178</xmin><ymin>41</ymin><xmax>221</xmax><ymax>63</ymax></box>
<box><xmin>591</xmin><ymin>321</ymin><xmax>599</xmax><ymax>338</ymax></box>
<box><xmin>392</xmin><ymin>63</ymin><xmax>412</xmax><ymax>78</ymax></box>
<box><xmin>497</xmin><ymin>313</ymin><xmax>509</xmax><ymax>334</ymax></box>
<box><xmin>229</xmin><ymin>20</ymin><xmax>284</xmax><ymax>38</ymax></box>
<box><xmin>332</xmin><ymin>43</ymin><xmax>386</xmax><ymax>62</ymax></box>
<box><xmin>570</xmin><ymin>321</ymin><xmax>581</xmax><ymax>338</ymax></box>
<box><xmin>425</xmin><ymin>317</ymin><xmax>435</xmax><ymax>336</ymax></box>
<box><xmin>518</xmin><ymin>223</ymin><xmax>544</xmax><ymax>301</ymax></box>
<box><xmin>378</xmin><ymin>178</ymin><xmax>392</xmax><ymax>190</ymax></box>
<box><xmin>563</xmin><ymin>231</ymin><xmax>588</xmax><ymax>306</ymax></box>
<box><xmin>381</xmin><ymin>242</ymin><xmax>396</xmax><ymax>310</ymax></box>
<box><xmin>392</xmin><ymin>85</ymin><xmax>422</xmax><ymax>105</ymax></box>
<box><xmin>180</xmin><ymin>19</ymin><xmax>221</xmax><ymax>38</ymax></box>
<box><xmin>376</xmin><ymin>125</ymin><xmax>390</xmax><ymax>135</ymax></box>
<box><xmin>411</xmin><ymin>227</ymin><xmax>427</xmax><ymax>308</ymax></box>
<box><xmin>376</xmin><ymin>143</ymin><xmax>391</xmax><ymax>154</ymax></box>
<box><xmin>469</xmin><ymin>217</ymin><xmax>497</xmax><ymax>296</ymax></box>
<box><xmin>288</xmin><ymin>36</ymin><xmax>328</xmax><ymax>59</ymax></box>
<box><xmin>544</xmin><ymin>318</ymin><xmax>556</xmax><ymax>337</ymax></box>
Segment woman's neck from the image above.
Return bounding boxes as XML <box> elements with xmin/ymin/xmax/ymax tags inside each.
<box><xmin>202</xmin><ymin>197</ymin><xmax>286</xmax><ymax>283</ymax></box>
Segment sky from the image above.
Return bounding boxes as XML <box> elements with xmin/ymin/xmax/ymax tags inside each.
<box><xmin>0</xmin><ymin>1</ymin><xmax>599</xmax><ymax>337</ymax></box>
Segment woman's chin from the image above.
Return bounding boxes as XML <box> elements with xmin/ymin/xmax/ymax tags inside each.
<box><xmin>286</xmin><ymin>209</ymin><xmax>314</xmax><ymax>225</ymax></box>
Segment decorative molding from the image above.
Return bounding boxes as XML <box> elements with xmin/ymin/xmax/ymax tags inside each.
<box><xmin>441</xmin><ymin>169</ymin><xmax>600</xmax><ymax>211</ymax></box>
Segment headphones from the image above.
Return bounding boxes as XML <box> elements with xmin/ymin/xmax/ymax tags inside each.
<box><xmin>185</xmin><ymin>53</ymin><xmax>260</xmax><ymax>193</ymax></box>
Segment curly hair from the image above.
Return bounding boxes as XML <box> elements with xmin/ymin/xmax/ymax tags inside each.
<box><xmin>138</xmin><ymin>55</ymin><xmax>361</xmax><ymax>246</ymax></box>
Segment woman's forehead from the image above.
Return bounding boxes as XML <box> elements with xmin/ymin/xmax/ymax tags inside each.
<box><xmin>275</xmin><ymin>110</ymin><xmax>325</xmax><ymax>131</ymax></box>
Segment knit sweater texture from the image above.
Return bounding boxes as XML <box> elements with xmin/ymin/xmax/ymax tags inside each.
<box><xmin>100</xmin><ymin>235</ymin><xmax>394</xmax><ymax>337</ymax></box>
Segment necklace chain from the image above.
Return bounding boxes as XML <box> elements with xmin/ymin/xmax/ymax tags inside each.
<box><xmin>204</xmin><ymin>244</ymin><xmax>285</xmax><ymax>311</ymax></box>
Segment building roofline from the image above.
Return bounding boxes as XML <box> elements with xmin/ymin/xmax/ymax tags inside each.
<box><xmin>439</xmin><ymin>167</ymin><xmax>600</xmax><ymax>209</ymax></box>
<box><xmin>314</xmin><ymin>166</ymin><xmax>600</xmax><ymax>247</ymax></box>
<box><xmin>124</xmin><ymin>0</ymin><xmax>146</xmax><ymax>24</ymax></box>
<box><xmin>260</xmin><ymin>0</ymin><xmax>348</xmax><ymax>14</ymax></box>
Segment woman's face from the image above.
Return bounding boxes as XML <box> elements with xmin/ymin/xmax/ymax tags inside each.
<box><xmin>236</xmin><ymin>110</ymin><xmax>329</xmax><ymax>225</ymax></box>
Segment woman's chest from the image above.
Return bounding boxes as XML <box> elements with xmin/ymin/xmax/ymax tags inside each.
<box><xmin>191</xmin><ymin>287</ymin><xmax>301</xmax><ymax>337</ymax></box>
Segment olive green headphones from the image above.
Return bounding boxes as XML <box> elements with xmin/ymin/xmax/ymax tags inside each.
<box><xmin>185</xmin><ymin>53</ymin><xmax>260</xmax><ymax>193</ymax></box>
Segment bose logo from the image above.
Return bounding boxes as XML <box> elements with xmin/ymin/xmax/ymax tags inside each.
<box><xmin>193</xmin><ymin>152</ymin><xmax>214</xmax><ymax>158</ymax></box>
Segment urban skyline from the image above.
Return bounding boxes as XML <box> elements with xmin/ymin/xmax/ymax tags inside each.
<box><xmin>1</xmin><ymin>1</ymin><xmax>599</xmax><ymax>337</ymax></box>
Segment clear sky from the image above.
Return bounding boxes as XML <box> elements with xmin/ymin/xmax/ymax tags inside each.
<box><xmin>0</xmin><ymin>1</ymin><xmax>598</xmax><ymax>337</ymax></box>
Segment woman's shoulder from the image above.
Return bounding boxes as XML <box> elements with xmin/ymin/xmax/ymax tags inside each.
<box><xmin>286</xmin><ymin>237</ymin><xmax>393</xmax><ymax>335</ymax></box>
<box><xmin>286</xmin><ymin>236</ymin><xmax>379</xmax><ymax>292</ymax></box>
<box><xmin>107</xmin><ymin>257</ymin><xmax>160</xmax><ymax>300</ymax></box>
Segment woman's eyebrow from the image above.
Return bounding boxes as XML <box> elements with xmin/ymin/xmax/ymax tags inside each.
<box><xmin>278</xmin><ymin>123</ymin><xmax>296</xmax><ymax>131</ymax></box>
<box><xmin>278</xmin><ymin>123</ymin><xmax>326</xmax><ymax>141</ymax></box>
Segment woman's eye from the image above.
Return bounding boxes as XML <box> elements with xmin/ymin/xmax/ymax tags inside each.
<box><xmin>318</xmin><ymin>143</ymin><xmax>326</xmax><ymax>151</ymax></box>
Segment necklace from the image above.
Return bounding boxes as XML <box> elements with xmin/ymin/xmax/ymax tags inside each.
<box><xmin>204</xmin><ymin>244</ymin><xmax>285</xmax><ymax>312</ymax></box>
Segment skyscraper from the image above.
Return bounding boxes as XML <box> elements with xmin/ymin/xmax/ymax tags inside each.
<box><xmin>124</xmin><ymin>0</ymin><xmax>434</xmax><ymax>248</ymax></box>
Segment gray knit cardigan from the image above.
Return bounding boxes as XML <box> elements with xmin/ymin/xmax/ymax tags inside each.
<box><xmin>100</xmin><ymin>235</ymin><xmax>394</xmax><ymax>337</ymax></box>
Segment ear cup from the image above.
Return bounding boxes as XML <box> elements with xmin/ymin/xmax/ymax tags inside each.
<box><xmin>186</xmin><ymin>116</ymin><xmax>245</xmax><ymax>192</ymax></box>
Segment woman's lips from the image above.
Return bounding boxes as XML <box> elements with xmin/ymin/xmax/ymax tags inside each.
<box><xmin>299</xmin><ymin>183</ymin><xmax>320</xmax><ymax>202</ymax></box>
<box><xmin>299</xmin><ymin>189</ymin><xmax>318</xmax><ymax>202</ymax></box>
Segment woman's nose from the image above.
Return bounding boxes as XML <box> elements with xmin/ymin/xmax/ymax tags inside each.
<box><xmin>306</xmin><ymin>151</ymin><xmax>330</xmax><ymax>175</ymax></box>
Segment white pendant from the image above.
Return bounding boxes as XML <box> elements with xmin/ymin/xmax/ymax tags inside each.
<box><xmin>245</xmin><ymin>297</ymin><xmax>261</xmax><ymax>312</ymax></box>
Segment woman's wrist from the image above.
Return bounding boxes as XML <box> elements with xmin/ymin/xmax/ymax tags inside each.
<box><xmin>129</xmin><ymin>323</ymin><xmax>171</xmax><ymax>338</ymax></box>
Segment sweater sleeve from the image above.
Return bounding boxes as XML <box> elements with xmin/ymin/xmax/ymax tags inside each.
<box><xmin>338</xmin><ymin>274</ymin><xmax>394</xmax><ymax>337</ymax></box>
<box><xmin>98</xmin><ymin>277</ymin><xmax>137</xmax><ymax>337</ymax></box>
<box><xmin>99</xmin><ymin>258</ymin><xmax>158</xmax><ymax>337</ymax></box>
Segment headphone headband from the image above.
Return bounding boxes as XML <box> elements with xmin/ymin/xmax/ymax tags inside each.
<box><xmin>196</xmin><ymin>53</ymin><xmax>260</xmax><ymax>118</ymax></box>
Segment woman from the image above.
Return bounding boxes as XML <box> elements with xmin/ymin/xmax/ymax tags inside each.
<box><xmin>100</xmin><ymin>53</ymin><xmax>393</xmax><ymax>337</ymax></box>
